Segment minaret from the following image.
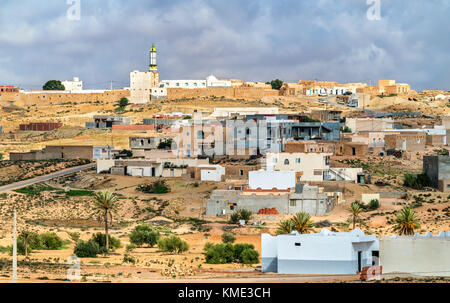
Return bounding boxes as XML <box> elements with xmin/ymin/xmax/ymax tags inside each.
<box><xmin>149</xmin><ymin>44</ymin><xmax>157</xmax><ymax>72</ymax></box>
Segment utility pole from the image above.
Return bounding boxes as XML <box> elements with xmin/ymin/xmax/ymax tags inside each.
<box><xmin>12</xmin><ymin>209</ymin><xmax>17</xmax><ymax>283</ymax></box>
<box><xmin>110</xmin><ymin>81</ymin><xmax>113</xmax><ymax>91</ymax></box>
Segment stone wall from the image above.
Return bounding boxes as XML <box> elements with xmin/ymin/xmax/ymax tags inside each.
<box><xmin>166</xmin><ymin>87</ymin><xmax>274</xmax><ymax>100</ymax></box>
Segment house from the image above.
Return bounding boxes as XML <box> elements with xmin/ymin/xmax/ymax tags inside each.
<box><xmin>310</xmin><ymin>110</ymin><xmax>342</xmax><ymax>122</ymax></box>
<box><xmin>345</xmin><ymin>118</ymin><xmax>394</xmax><ymax>133</ymax></box>
<box><xmin>86</xmin><ymin>115</ymin><xmax>131</xmax><ymax>129</ymax></box>
<box><xmin>10</xmin><ymin>145</ymin><xmax>114</xmax><ymax>161</ymax></box>
<box><xmin>385</xmin><ymin>132</ymin><xmax>426</xmax><ymax>152</ymax></box>
<box><xmin>265</xmin><ymin>152</ymin><xmax>362</xmax><ymax>182</ymax></box>
<box><xmin>289</xmin><ymin>122</ymin><xmax>341</xmax><ymax>141</ymax></box>
<box><xmin>423</xmin><ymin>155</ymin><xmax>450</xmax><ymax>192</ymax></box>
<box><xmin>284</xmin><ymin>141</ymin><xmax>336</xmax><ymax>154</ymax></box>
<box><xmin>380</xmin><ymin>231</ymin><xmax>450</xmax><ymax>277</ymax></box>
<box><xmin>206</xmin><ymin>183</ymin><xmax>336</xmax><ymax>216</ymax></box>
<box><xmin>186</xmin><ymin>164</ymin><xmax>226</xmax><ymax>181</ymax></box>
<box><xmin>262</xmin><ymin>229</ymin><xmax>379</xmax><ymax>274</ymax></box>
<box><xmin>62</xmin><ymin>77</ymin><xmax>83</xmax><ymax>91</ymax></box>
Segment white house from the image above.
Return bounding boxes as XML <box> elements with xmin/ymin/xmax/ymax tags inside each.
<box><xmin>199</xmin><ymin>164</ymin><xmax>226</xmax><ymax>181</ymax></box>
<box><xmin>161</xmin><ymin>79</ymin><xmax>207</xmax><ymax>89</ymax></box>
<box><xmin>206</xmin><ymin>75</ymin><xmax>232</xmax><ymax>88</ymax></box>
<box><xmin>248</xmin><ymin>170</ymin><xmax>296</xmax><ymax>190</ymax></box>
<box><xmin>262</xmin><ymin>229</ymin><xmax>379</xmax><ymax>274</ymax></box>
<box><xmin>62</xmin><ymin>77</ymin><xmax>83</xmax><ymax>91</ymax></box>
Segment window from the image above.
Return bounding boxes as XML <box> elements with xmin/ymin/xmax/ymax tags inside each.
<box><xmin>294</xmin><ymin>242</ymin><xmax>301</xmax><ymax>246</ymax></box>
<box><xmin>416</xmin><ymin>138</ymin><xmax>421</xmax><ymax>144</ymax></box>
<box><xmin>325</xmin><ymin>156</ymin><xmax>330</xmax><ymax>165</ymax></box>
<box><xmin>284</xmin><ymin>159</ymin><xmax>290</xmax><ymax>165</ymax></box>
<box><xmin>176</xmin><ymin>83</ymin><xmax>180</xmax><ymax>87</ymax></box>
<box><xmin>290</xmin><ymin>200</ymin><xmax>296</xmax><ymax>207</ymax></box>
<box><xmin>296</xmin><ymin>158</ymin><xmax>301</xmax><ymax>163</ymax></box>
<box><xmin>239</xmin><ymin>170</ymin><xmax>244</xmax><ymax>176</ymax></box>
<box><xmin>273</xmin><ymin>158</ymin><xmax>278</xmax><ymax>163</ymax></box>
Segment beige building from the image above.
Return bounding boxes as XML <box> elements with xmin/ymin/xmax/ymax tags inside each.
<box><xmin>129</xmin><ymin>71</ymin><xmax>159</xmax><ymax>104</ymax></box>
<box><xmin>345</xmin><ymin>118</ymin><xmax>394</xmax><ymax>133</ymax></box>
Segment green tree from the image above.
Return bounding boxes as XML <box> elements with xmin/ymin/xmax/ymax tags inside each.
<box><xmin>93</xmin><ymin>190</ymin><xmax>118</xmax><ymax>253</ymax></box>
<box><xmin>240</xmin><ymin>248</ymin><xmax>259</xmax><ymax>264</ymax></box>
<box><xmin>349</xmin><ymin>202</ymin><xmax>362</xmax><ymax>229</ymax></box>
<box><xmin>291</xmin><ymin>212</ymin><xmax>314</xmax><ymax>234</ymax></box>
<box><xmin>221</xmin><ymin>232</ymin><xmax>236</xmax><ymax>244</ymax></box>
<box><xmin>158</xmin><ymin>236</ymin><xmax>189</xmax><ymax>254</ymax></box>
<box><xmin>91</xmin><ymin>232</ymin><xmax>121</xmax><ymax>253</ymax></box>
<box><xmin>276</xmin><ymin>220</ymin><xmax>294</xmax><ymax>235</ymax></box>
<box><xmin>129</xmin><ymin>225</ymin><xmax>160</xmax><ymax>247</ymax></box>
<box><xmin>43</xmin><ymin>80</ymin><xmax>65</xmax><ymax>90</ymax></box>
<box><xmin>118</xmin><ymin>97</ymin><xmax>129</xmax><ymax>108</ymax></box>
<box><xmin>393</xmin><ymin>207</ymin><xmax>421</xmax><ymax>235</ymax></box>
<box><xmin>74</xmin><ymin>240</ymin><xmax>100</xmax><ymax>258</ymax></box>
<box><xmin>270</xmin><ymin>79</ymin><xmax>283</xmax><ymax>90</ymax></box>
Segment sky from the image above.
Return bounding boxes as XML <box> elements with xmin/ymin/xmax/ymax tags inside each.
<box><xmin>0</xmin><ymin>0</ymin><xmax>449</xmax><ymax>91</ymax></box>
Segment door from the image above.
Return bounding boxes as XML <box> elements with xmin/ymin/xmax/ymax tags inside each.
<box><xmin>402</xmin><ymin>139</ymin><xmax>406</xmax><ymax>151</ymax></box>
<box><xmin>371</xmin><ymin>251</ymin><xmax>379</xmax><ymax>266</ymax></box>
<box><xmin>151</xmin><ymin>167</ymin><xmax>156</xmax><ymax>177</ymax></box>
<box><xmin>357</xmin><ymin>251</ymin><xmax>362</xmax><ymax>272</ymax></box>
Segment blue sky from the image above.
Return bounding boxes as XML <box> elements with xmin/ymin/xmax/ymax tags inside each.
<box><xmin>0</xmin><ymin>0</ymin><xmax>449</xmax><ymax>91</ymax></box>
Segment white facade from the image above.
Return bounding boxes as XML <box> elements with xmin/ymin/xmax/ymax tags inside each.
<box><xmin>161</xmin><ymin>79</ymin><xmax>207</xmax><ymax>89</ymax></box>
<box><xmin>266</xmin><ymin>152</ymin><xmax>332</xmax><ymax>182</ymax></box>
<box><xmin>130</xmin><ymin>71</ymin><xmax>153</xmax><ymax>104</ymax></box>
<box><xmin>206</xmin><ymin>75</ymin><xmax>232</xmax><ymax>88</ymax></box>
<box><xmin>262</xmin><ymin>229</ymin><xmax>379</xmax><ymax>274</ymax></box>
<box><xmin>62</xmin><ymin>77</ymin><xmax>83</xmax><ymax>91</ymax></box>
<box><xmin>151</xmin><ymin>86</ymin><xmax>167</xmax><ymax>100</ymax></box>
<box><xmin>248</xmin><ymin>170</ymin><xmax>296</xmax><ymax>190</ymax></box>
<box><xmin>380</xmin><ymin>231</ymin><xmax>450</xmax><ymax>277</ymax></box>
<box><xmin>200</xmin><ymin>165</ymin><xmax>226</xmax><ymax>181</ymax></box>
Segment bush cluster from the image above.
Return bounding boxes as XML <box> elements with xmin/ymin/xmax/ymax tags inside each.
<box><xmin>73</xmin><ymin>233</ymin><xmax>121</xmax><ymax>257</ymax></box>
<box><xmin>229</xmin><ymin>209</ymin><xmax>252</xmax><ymax>224</ymax></box>
<box><xmin>137</xmin><ymin>180</ymin><xmax>171</xmax><ymax>194</ymax></box>
<box><xmin>129</xmin><ymin>225</ymin><xmax>160</xmax><ymax>247</ymax></box>
<box><xmin>404</xmin><ymin>173</ymin><xmax>432</xmax><ymax>190</ymax></box>
<box><xmin>204</xmin><ymin>243</ymin><xmax>259</xmax><ymax>264</ymax></box>
<box><xmin>10</xmin><ymin>232</ymin><xmax>65</xmax><ymax>255</ymax></box>
<box><xmin>157</xmin><ymin>236</ymin><xmax>189</xmax><ymax>254</ymax></box>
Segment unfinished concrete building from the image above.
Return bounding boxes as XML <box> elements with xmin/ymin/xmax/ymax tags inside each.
<box><xmin>423</xmin><ymin>155</ymin><xmax>450</xmax><ymax>192</ymax></box>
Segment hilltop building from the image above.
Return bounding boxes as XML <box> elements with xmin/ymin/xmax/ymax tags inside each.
<box><xmin>61</xmin><ymin>77</ymin><xmax>83</xmax><ymax>91</ymax></box>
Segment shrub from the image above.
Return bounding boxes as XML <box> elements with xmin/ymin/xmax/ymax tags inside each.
<box><xmin>240</xmin><ymin>248</ymin><xmax>259</xmax><ymax>264</ymax></box>
<box><xmin>229</xmin><ymin>209</ymin><xmax>252</xmax><ymax>224</ymax></box>
<box><xmin>341</xmin><ymin>126</ymin><xmax>352</xmax><ymax>133</ymax></box>
<box><xmin>238</xmin><ymin>209</ymin><xmax>252</xmax><ymax>222</ymax></box>
<box><xmin>204</xmin><ymin>243</ymin><xmax>259</xmax><ymax>265</ymax></box>
<box><xmin>158</xmin><ymin>236</ymin><xmax>189</xmax><ymax>254</ymax></box>
<box><xmin>229</xmin><ymin>213</ymin><xmax>240</xmax><ymax>224</ymax></box>
<box><xmin>404</xmin><ymin>173</ymin><xmax>432</xmax><ymax>190</ymax></box>
<box><xmin>221</xmin><ymin>232</ymin><xmax>236</xmax><ymax>244</ymax></box>
<box><xmin>137</xmin><ymin>180</ymin><xmax>171</xmax><ymax>194</ymax></box>
<box><xmin>91</xmin><ymin>233</ymin><xmax>121</xmax><ymax>252</ymax></box>
<box><xmin>123</xmin><ymin>254</ymin><xmax>136</xmax><ymax>264</ymax></box>
<box><xmin>368</xmin><ymin>199</ymin><xmax>380</xmax><ymax>211</ymax></box>
<box><xmin>39</xmin><ymin>233</ymin><xmax>64</xmax><ymax>250</ymax></box>
<box><xmin>233</xmin><ymin>243</ymin><xmax>255</xmax><ymax>261</ymax></box>
<box><xmin>126</xmin><ymin>244</ymin><xmax>137</xmax><ymax>252</ymax></box>
<box><xmin>68</xmin><ymin>232</ymin><xmax>80</xmax><ymax>243</ymax></box>
<box><xmin>205</xmin><ymin>243</ymin><xmax>235</xmax><ymax>264</ymax></box>
<box><xmin>129</xmin><ymin>225</ymin><xmax>160</xmax><ymax>247</ymax></box>
<box><xmin>74</xmin><ymin>240</ymin><xmax>100</xmax><ymax>258</ymax></box>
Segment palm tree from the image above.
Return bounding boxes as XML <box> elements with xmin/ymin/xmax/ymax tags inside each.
<box><xmin>291</xmin><ymin>212</ymin><xmax>314</xmax><ymax>234</ymax></box>
<box><xmin>393</xmin><ymin>207</ymin><xmax>420</xmax><ymax>235</ymax></box>
<box><xmin>93</xmin><ymin>190</ymin><xmax>118</xmax><ymax>253</ymax></box>
<box><xmin>349</xmin><ymin>202</ymin><xmax>362</xmax><ymax>229</ymax></box>
<box><xmin>276</xmin><ymin>220</ymin><xmax>294</xmax><ymax>235</ymax></box>
<box><xmin>20</xmin><ymin>230</ymin><xmax>32</xmax><ymax>258</ymax></box>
